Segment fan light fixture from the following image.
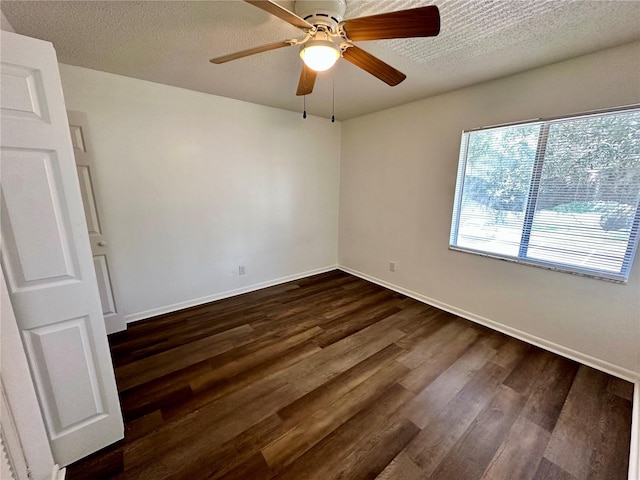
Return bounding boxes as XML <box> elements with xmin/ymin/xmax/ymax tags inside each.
<box><xmin>300</xmin><ymin>40</ymin><xmax>340</xmax><ymax>72</ymax></box>
<box><xmin>210</xmin><ymin>1</ymin><xmax>441</xmax><ymax>96</ymax></box>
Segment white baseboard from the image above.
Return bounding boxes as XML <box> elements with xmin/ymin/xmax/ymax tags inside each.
<box><xmin>104</xmin><ymin>314</ymin><xmax>126</xmax><ymax>335</ymax></box>
<box><xmin>52</xmin><ymin>465</ymin><xmax>66</xmax><ymax>480</ymax></box>
<box><xmin>124</xmin><ymin>265</ymin><xmax>339</xmax><ymax>324</ymax></box>
<box><xmin>338</xmin><ymin>265</ymin><xmax>640</xmax><ymax>480</ymax></box>
<box><xmin>339</xmin><ymin>265</ymin><xmax>638</xmax><ymax>382</ymax></box>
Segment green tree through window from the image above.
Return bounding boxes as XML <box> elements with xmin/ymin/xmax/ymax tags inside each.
<box><xmin>450</xmin><ymin>107</ymin><xmax>640</xmax><ymax>282</ymax></box>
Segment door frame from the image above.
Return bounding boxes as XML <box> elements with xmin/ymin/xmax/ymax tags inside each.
<box><xmin>67</xmin><ymin>110</ymin><xmax>126</xmax><ymax>334</ymax></box>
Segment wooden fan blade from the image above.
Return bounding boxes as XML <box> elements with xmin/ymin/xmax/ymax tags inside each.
<box><xmin>296</xmin><ymin>64</ymin><xmax>317</xmax><ymax>96</ymax></box>
<box><xmin>210</xmin><ymin>41</ymin><xmax>292</xmax><ymax>64</ymax></box>
<box><xmin>342</xmin><ymin>46</ymin><xmax>406</xmax><ymax>86</ymax></box>
<box><xmin>341</xmin><ymin>5</ymin><xmax>440</xmax><ymax>42</ymax></box>
<box><xmin>245</xmin><ymin>0</ymin><xmax>313</xmax><ymax>30</ymax></box>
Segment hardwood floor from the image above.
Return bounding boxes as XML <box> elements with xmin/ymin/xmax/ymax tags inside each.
<box><xmin>66</xmin><ymin>270</ymin><xmax>634</xmax><ymax>480</ymax></box>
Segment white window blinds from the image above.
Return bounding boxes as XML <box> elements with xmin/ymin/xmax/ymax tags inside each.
<box><xmin>450</xmin><ymin>107</ymin><xmax>640</xmax><ymax>282</ymax></box>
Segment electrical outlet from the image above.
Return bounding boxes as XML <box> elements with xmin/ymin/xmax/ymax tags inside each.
<box><xmin>389</xmin><ymin>262</ymin><xmax>396</xmax><ymax>272</ymax></box>
<box><xmin>239</xmin><ymin>265</ymin><xmax>246</xmax><ymax>275</ymax></box>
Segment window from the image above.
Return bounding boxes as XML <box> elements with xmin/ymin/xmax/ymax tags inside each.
<box><xmin>450</xmin><ymin>107</ymin><xmax>640</xmax><ymax>282</ymax></box>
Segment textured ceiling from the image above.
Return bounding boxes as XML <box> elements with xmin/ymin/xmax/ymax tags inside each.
<box><xmin>2</xmin><ymin>0</ymin><xmax>640</xmax><ymax>120</ymax></box>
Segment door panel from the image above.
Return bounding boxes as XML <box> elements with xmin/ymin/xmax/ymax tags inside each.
<box><xmin>68</xmin><ymin>110</ymin><xmax>126</xmax><ymax>334</ymax></box>
<box><xmin>76</xmin><ymin>165</ymin><xmax>101</xmax><ymax>235</ymax></box>
<box><xmin>22</xmin><ymin>317</ymin><xmax>105</xmax><ymax>432</ymax></box>
<box><xmin>93</xmin><ymin>255</ymin><xmax>117</xmax><ymax>315</ymax></box>
<box><xmin>0</xmin><ymin>63</ymin><xmax>50</xmax><ymax>122</ymax></box>
<box><xmin>0</xmin><ymin>31</ymin><xmax>123</xmax><ymax>466</ymax></box>
<box><xmin>1</xmin><ymin>148</ymin><xmax>78</xmax><ymax>285</ymax></box>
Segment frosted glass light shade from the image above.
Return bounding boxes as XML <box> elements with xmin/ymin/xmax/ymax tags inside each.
<box><xmin>300</xmin><ymin>40</ymin><xmax>340</xmax><ymax>72</ymax></box>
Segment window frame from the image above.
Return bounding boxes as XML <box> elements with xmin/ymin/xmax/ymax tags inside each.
<box><xmin>449</xmin><ymin>104</ymin><xmax>640</xmax><ymax>283</ymax></box>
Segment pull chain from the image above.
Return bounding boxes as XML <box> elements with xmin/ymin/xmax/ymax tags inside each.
<box><xmin>303</xmin><ymin>66</ymin><xmax>307</xmax><ymax>119</ymax></box>
<box><xmin>331</xmin><ymin>67</ymin><xmax>335</xmax><ymax>123</ymax></box>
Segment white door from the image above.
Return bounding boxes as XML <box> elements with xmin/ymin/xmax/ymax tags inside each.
<box><xmin>68</xmin><ymin>111</ymin><xmax>126</xmax><ymax>334</ymax></box>
<box><xmin>0</xmin><ymin>31</ymin><xmax>123</xmax><ymax>466</ymax></box>
<box><xmin>1</xmin><ymin>264</ymin><xmax>59</xmax><ymax>480</ymax></box>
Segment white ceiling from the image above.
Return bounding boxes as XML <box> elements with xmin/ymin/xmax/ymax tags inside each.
<box><xmin>2</xmin><ymin>0</ymin><xmax>640</xmax><ymax>120</ymax></box>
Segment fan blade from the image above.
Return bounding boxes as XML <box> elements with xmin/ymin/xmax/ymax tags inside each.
<box><xmin>245</xmin><ymin>0</ymin><xmax>313</xmax><ymax>30</ymax></box>
<box><xmin>210</xmin><ymin>40</ymin><xmax>292</xmax><ymax>64</ymax></box>
<box><xmin>340</xmin><ymin>5</ymin><xmax>440</xmax><ymax>41</ymax></box>
<box><xmin>296</xmin><ymin>64</ymin><xmax>317</xmax><ymax>96</ymax></box>
<box><xmin>342</xmin><ymin>46</ymin><xmax>406</xmax><ymax>86</ymax></box>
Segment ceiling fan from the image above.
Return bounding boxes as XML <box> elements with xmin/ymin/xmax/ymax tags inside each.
<box><xmin>210</xmin><ymin>0</ymin><xmax>440</xmax><ymax>96</ymax></box>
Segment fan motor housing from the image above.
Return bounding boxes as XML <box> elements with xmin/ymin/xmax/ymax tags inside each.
<box><xmin>295</xmin><ymin>0</ymin><xmax>347</xmax><ymax>29</ymax></box>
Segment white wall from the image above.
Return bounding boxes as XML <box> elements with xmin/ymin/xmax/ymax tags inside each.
<box><xmin>59</xmin><ymin>42</ymin><xmax>640</xmax><ymax>375</ymax></box>
<box><xmin>339</xmin><ymin>42</ymin><xmax>640</xmax><ymax>376</ymax></box>
<box><xmin>59</xmin><ymin>65</ymin><xmax>340</xmax><ymax>321</ymax></box>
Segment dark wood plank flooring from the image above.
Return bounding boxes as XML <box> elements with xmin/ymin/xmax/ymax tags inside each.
<box><xmin>67</xmin><ymin>270</ymin><xmax>634</xmax><ymax>480</ymax></box>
